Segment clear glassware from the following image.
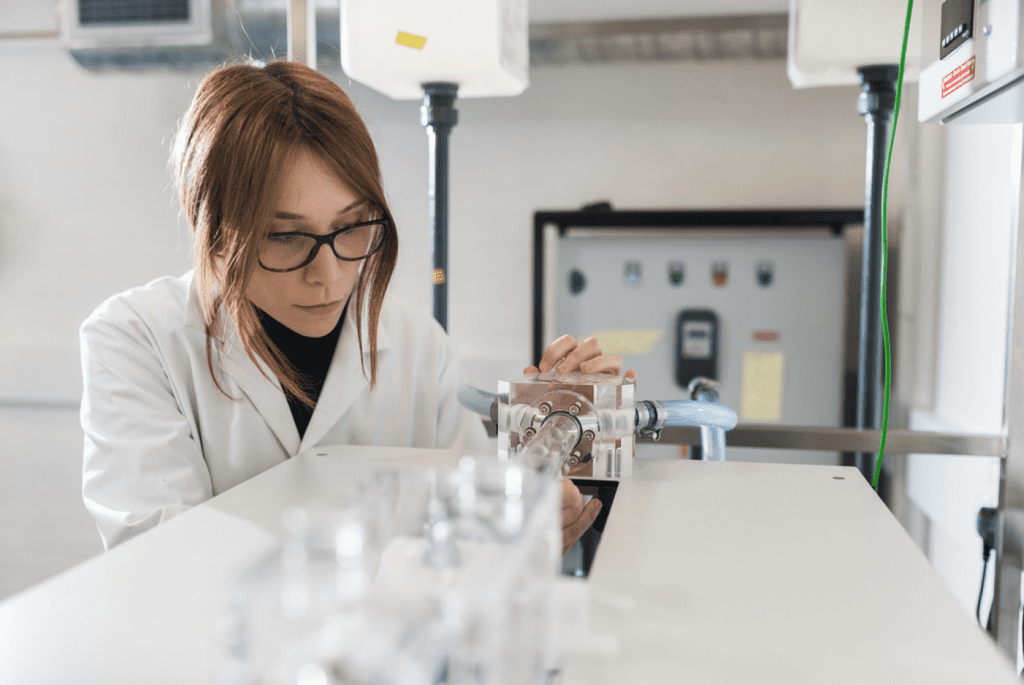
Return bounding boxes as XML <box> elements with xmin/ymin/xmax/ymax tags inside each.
<box><xmin>222</xmin><ymin>457</ymin><xmax>559</xmax><ymax>685</ymax></box>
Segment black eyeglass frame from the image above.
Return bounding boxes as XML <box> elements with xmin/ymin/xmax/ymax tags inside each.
<box><xmin>258</xmin><ymin>217</ymin><xmax>391</xmax><ymax>273</ymax></box>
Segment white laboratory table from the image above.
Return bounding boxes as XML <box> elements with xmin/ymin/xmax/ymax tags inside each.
<box><xmin>0</xmin><ymin>446</ymin><xmax>1017</xmax><ymax>685</ymax></box>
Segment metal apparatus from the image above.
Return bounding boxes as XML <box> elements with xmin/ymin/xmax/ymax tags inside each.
<box><xmin>462</xmin><ymin>372</ymin><xmax>739</xmax><ymax>479</ymax></box>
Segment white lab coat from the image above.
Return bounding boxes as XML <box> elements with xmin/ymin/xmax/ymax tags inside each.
<box><xmin>80</xmin><ymin>272</ymin><xmax>489</xmax><ymax>549</ymax></box>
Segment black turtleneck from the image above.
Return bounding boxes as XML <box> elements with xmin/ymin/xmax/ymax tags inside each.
<box><xmin>257</xmin><ymin>305</ymin><xmax>346</xmax><ymax>438</ymax></box>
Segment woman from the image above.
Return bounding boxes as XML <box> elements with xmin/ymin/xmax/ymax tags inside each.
<box><xmin>80</xmin><ymin>60</ymin><xmax>623</xmax><ymax>551</ymax></box>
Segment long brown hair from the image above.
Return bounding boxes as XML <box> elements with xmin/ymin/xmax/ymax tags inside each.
<box><xmin>171</xmin><ymin>59</ymin><xmax>398</xmax><ymax>407</ymax></box>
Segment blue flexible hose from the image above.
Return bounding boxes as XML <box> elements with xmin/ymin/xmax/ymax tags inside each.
<box><xmin>457</xmin><ymin>385</ymin><xmax>498</xmax><ymax>418</ymax></box>
<box><xmin>662</xmin><ymin>400</ymin><xmax>737</xmax><ymax>431</ymax></box>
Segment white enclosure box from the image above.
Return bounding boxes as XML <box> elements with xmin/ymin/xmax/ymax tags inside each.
<box><xmin>788</xmin><ymin>0</ymin><xmax>922</xmax><ymax>88</ymax></box>
<box><xmin>918</xmin><ymin>0</ymin><xmax>1024</xmax><ymax>124</ymax></box>
<box><xmin>340</xmin><ymin>0</ymin><xmax>529</xmax><ymax>100</ymax></box>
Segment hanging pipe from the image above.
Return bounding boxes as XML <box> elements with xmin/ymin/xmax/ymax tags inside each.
<box><xmin>421</xmin><ymin>83</ymin><xmax>459</xmax><ymax>331</ymax></box>
<box><xmin>854</xmin><ymin>64</ymin><xmax>898</xmax><ymax>483</ymax></box>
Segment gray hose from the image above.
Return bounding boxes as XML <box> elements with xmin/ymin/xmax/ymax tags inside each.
<box><xmin>457</xmin><ymin>385</ymin><xmax>499</xmax><ymax>424</ymax></box>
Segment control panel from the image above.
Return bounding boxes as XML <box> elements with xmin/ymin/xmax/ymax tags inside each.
<box><xmin>554</xmin><ymin>232</ymin><xmax>846</xmax><ymax>465</ymax></box>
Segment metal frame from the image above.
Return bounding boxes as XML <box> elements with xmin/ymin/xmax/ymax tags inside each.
<box><xmin>993</xmin><ymin>124</ymin><xmax>1024</xmax><ymax>663</ymax></box>
<box><xmin>480</xmin><ymin>419</ymin><xmax>1003</xmax><ymax>456</ymax></box>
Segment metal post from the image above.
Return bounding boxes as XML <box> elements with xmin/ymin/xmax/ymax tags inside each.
<box><xmin>287</xmin><ymin>0</ymin><xmax>317</xmax><ymax>68</ymax></box>
<box><xmin>854</xmin><ymin>65</ymin><xmax>898</xmax><ymax>484</ymax></box>
<box><xmin>421</xmin><ymin>83</ymin><xmax>459</xmax><ymax>331</ymax></box>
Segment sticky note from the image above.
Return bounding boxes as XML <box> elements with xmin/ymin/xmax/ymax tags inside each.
<box><xmin>588</xmin><ymin>329</ymin><xmax>664</xmax><ymax>356</ymax></box>
<box><xmin>741</xmin><ymin>351</ymin><xmax>784</xmax><ymax>422</ymax></box>
<box><xmin>396</xmin><ymin>31</ymin><xmax>427</xmax><ymax>50</ymax></box>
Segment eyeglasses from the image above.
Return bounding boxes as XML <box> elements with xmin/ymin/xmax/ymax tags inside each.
<box><xmin>258</xmin><ymin>218</ymin><xmax>389</xmax><ymax>272</ymax></box>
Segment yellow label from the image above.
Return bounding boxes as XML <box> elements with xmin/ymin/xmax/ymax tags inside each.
<box><xmin>588</xmin><ymin>329</ymin><xmax>663</xmax><ymax>356</ymax></box>
<box><xmin>396</xmin><ymin>31</ymin><xmax>427</xmax><ymax>50</ymax></box>
<box><xmin>741</xmin><ymin>351</ymin><xmax>784</xmax><ymax>422</ymax></box>
<box><xmin>433</xmin><ymin>268</ymin><xmax>446</xmax><ymax>285</ymax></box>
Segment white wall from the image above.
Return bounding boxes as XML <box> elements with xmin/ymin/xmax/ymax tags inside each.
<box><xmin>0</xmin><ymin>38</ymin><xmax>867</xmax><ymax>597</ymax></box>
<box><xmin>907</xmin><ymin>123</ymin><xmax>1018</xmax><ymax>623</ymax></box>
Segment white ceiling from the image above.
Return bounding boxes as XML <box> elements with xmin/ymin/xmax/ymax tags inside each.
<box><xmin>528</xmin><ymin>0</ymin><xmax>789</xmax><ymax>23</ymax></box>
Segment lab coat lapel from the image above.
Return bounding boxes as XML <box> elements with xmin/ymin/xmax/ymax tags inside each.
<box><xmin>300</xmin><ymin>298</ymin><xmax>391</xmax><ymax>451</ymax></box>
<box><xmin>184</xmin><ymin>275</ymin><xmax>301</xmax><ymax>455</ymax></box>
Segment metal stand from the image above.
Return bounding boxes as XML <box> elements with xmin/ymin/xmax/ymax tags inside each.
<box><xmin>421</xmin><ymin>83</ymin><xmax>459</xmax><ymax>331</ymax></box>
<box><xmin>854</xmin><ymin>65</ymin><xmax>898</xmax><ymax>485</ymax></box>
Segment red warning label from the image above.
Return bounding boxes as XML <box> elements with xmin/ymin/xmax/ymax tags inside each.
<box><xmin>942</xmin><ymin>56</ymin><xmax>976</xmax><ymax>98</ymax></box>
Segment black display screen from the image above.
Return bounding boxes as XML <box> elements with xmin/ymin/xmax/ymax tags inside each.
<box><xmin>940</xmin><ymin>0</ymin><xmax>974</xmax><ymax>60</ymax></box>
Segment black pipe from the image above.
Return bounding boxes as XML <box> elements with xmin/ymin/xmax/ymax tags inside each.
<box><xmin>854</xmin><ymin>65</ymin><xmax>898</xmax><ymax>484</ymax></box>
<box><xmin>421</xmin><ymin>83</ymin><xmax>459</xmax><ymax>331</ymax></box>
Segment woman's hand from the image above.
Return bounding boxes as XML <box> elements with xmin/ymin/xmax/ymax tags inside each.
<box><xmin>561</xmin><ymin>478</ymin><xmax>602</xmax><ymax>555</ymax></box>
<box><xmin>526</xmin><ymin>335</ymin><xmax>636</xmax><ymax>553</ymax></box>
<box><xmin>524</xmin><ymin>334</ymin><xmax>635</xmax><ymax>378</ymax></box>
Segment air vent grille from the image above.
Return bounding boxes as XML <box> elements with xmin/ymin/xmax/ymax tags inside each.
<box><xmin>79</xmin><ymin>0</ymin><xmax>190</xmax><ymax>25</ymax></box>
<box><xmin>529</xmin><ymin>14</ymin><xmax>789</xmax><ymax>66</ymax></box>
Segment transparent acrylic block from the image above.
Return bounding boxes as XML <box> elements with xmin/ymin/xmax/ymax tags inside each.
<box><xmin>498</xmin><ymin>372</ymin><xmax>636</xmax><ymax>479</ymax></box>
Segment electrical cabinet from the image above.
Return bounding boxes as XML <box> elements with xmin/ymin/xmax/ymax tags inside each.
<box><xmin>536</xmin><ymin>210</ymin><xmax>860</xmax><ymax>465</ymax></box>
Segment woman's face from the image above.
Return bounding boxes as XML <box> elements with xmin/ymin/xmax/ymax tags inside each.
<box><xmin>246</xmin><ymin>149</ymin><xmax>366</xmax><ymax>337</ymax></box>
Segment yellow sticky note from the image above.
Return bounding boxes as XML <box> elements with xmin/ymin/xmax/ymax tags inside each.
<box><xmin>396</xmin><ymin>31</ymin><xmax>427</xmax><ymax>50</ymax></box>
<box><xmin>741</xmin><ymin>351</ymin><xmax>785</xmax><ymax>422</ymax></box>
<box><xmin>588</xmin><ymin>329</ymin><xmax>664</xmax><ymax>356</ymax></box>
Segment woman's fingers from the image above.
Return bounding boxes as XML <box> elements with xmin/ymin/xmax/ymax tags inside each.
<box><xmin>561</xmin><ymin>478</ymin><xmax>602</xmax><ymax>554</ymax></box>
<box><xmin>537</xmin><ymin>334</ymin><xmax>578</xmax><ymax>373</ymax></box>
<box><xmin>530</xmin><ymin>337</ymin><xmax>635</xmax><ymax>378</ymax></box>
<box><xmin>555</xmin><ymin>337</ymin><xmax>602</xmax><ymax>373</ymax></box>
<box><xmin>561</xmin><ymin>477</ymin><xmax>585</xmax><ymax>526</ymax></box>
<box><xmin>578</xmin><ymin>353</ymin><xmax>624</xmax><ymax>375</ymax></box>
<box><xmin>563</xmin><ymin>498</ymin><xmax>602</xmax><ymax>555</ymax></box>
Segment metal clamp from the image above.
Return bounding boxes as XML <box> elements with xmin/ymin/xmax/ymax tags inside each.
<box><xmin>635</xmin><ymin>399</ymin><xmax>666</xmax><ymax>441</ymax></box>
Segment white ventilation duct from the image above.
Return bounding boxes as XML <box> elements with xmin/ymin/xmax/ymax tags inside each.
<box><xmin>61</xmin><ymin>1</ymin><xmax>788</xmax><ymax>73</ymax></box>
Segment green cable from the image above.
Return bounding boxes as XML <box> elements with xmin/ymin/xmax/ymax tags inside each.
<box><xmin>873</xmin><ymin>0</ymin><xmax>914</xmax><ymax>490</ymax></box>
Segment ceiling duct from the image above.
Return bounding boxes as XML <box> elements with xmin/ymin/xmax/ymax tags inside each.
<box><xmin>62</xmin><ymin>1</ymin><xmax>787</xmax><ymax>73</ymax></box>
<box><xmin>62</xmin><ymin>0</ymin><xmax>341</xmax><ymax>72</ymax></box>
<box><xmin>63</xmin><ymin>0</ymin><xmax>240</xmax><ymax>71</ymax></box>
<box><xmin>528</xmin><ymin>14</ymin><xmax>789</xmax><ymax>66</ymax></box>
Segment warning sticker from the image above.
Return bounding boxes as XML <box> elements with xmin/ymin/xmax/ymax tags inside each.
<box><xmin>942</xmin><ymin>56</ymin><xmax>976</xmax><ymax>99</ymax></box>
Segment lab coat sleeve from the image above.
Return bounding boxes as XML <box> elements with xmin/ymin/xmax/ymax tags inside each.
<box><xmin>428</xmin><ymin>318</ymin><xmax>491</xmax><ymax>454</ymax></box>
<box><xmin>80</xmin><ymin>300</ymin><xmax>213</xmax><ymax>549</ymax></box>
